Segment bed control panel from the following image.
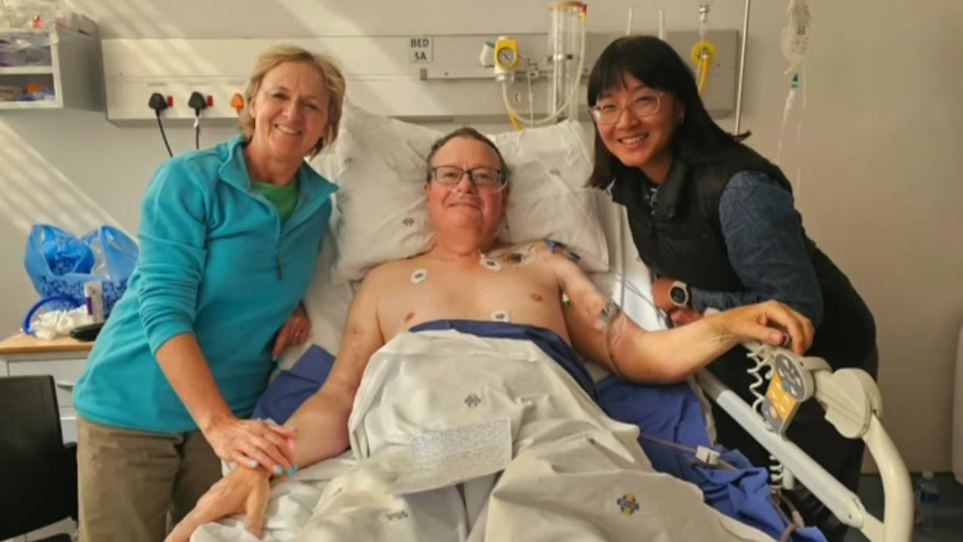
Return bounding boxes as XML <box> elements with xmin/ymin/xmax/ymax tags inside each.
<box><xmin>761</xmin><ymin>352</ymin><xmax>820</xmax><ymax>434</ymax></box>
<box><xmin>745</xmin><ymin>341</ymin><xmax>881</xmax><ymax>440</ymax></box>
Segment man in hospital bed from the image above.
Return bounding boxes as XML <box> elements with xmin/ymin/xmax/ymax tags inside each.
<box><xmin>166</xmin><ymin>127</ymin><xmax>814</xmax><ymax>542</ymax></box>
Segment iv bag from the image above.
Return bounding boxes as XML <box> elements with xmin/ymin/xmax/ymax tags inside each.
<box><xmin>780</xmin><ymin>0</ymin><xmax>811</xmax><ymax>73</ymax></box>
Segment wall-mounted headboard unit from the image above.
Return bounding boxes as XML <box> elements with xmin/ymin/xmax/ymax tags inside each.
<box><xmin>101</xmin><ymin>30</ymin><xmax>739</xmax><ymax>127</ymax></box>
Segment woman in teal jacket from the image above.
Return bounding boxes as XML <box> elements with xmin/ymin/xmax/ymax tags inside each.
<box><xmin>72</xmin><ymin>44</ymin><xmax>345</xmax><ymax>542</ymax></box>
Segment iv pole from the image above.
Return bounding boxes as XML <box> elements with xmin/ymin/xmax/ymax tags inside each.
<box><xmin>733</xmin><ymin>0</ymin><xmax>751</xmax><ymax>134</ymax></box>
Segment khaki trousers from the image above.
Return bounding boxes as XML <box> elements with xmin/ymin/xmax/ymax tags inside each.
<box><xmin>77</xmin><ymin>416</ymin><xmax>221</xmax><ymax>542</ymax></box>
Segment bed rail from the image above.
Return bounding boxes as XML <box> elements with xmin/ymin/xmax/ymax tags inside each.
<box><xmin>695</xmin><ymin>368</ymin><xmax>914</xmax><ymax>542</ymax></box>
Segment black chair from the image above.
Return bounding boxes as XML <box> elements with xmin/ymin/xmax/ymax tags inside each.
<box><xmin>0</xmin><ymin>375</ymin><xmax>78</xmax><ymax>541</ymax></box>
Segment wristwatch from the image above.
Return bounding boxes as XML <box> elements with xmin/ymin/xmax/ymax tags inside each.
<box><xmin>669</xmin><ymin>281</ymin><xmax>690</xmax><ymax>308</ymax></box>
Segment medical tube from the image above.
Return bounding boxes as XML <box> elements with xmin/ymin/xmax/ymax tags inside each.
<box><xmin>548</xmin><ymin>1</ymin><xmax>584</xmax><ymax>121</ymax></box>
<box><xmin>502</xmin><ymin>2</ymin><xmax>585</xmax><ymax>126</ymax></box>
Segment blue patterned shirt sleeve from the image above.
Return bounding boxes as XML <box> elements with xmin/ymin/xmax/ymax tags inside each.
<box><xmin>688</xmin><ymin>170</ymin><xmax>824</xmax><ymax>327</ymax></box>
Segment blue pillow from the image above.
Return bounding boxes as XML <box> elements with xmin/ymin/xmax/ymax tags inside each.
<box><xmin>252</xmin><ymin>345</ymin><xmax>334</xmax><ymax>423</ymax></box>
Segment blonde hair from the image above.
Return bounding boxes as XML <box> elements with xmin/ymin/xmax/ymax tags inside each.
<box><xmin>239</xmin><ymin>44</ymin><xmax>346</xmax><ymax>158</ymax></box>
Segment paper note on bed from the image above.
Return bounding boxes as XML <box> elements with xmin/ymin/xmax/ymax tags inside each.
<box><xmin>392</xmin><ymin>417</ymin><xmax>513</xmax><ymax>495</ymax></box>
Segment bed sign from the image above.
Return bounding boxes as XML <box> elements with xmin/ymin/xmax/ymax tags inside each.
<box><xmin>408</xmin><ymin>36</ymin><xmax>434</xmax><ymax>63</ymax></box>
<box><xmin>761</xmin><ymin>352</ymin><xmax>812</xmax><ymax>434</ymax></box>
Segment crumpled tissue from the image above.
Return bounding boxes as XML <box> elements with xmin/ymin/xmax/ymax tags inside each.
<box><xmin>29</xmin><ymin>307</ymin><xmax>93</xmax><ymax>340</ymax></box>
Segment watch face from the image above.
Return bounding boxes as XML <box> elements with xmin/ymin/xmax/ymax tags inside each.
<box><xmin>670</xmin><ymin>286</ymin><xmax>687</xmax><ymax>304</ymax></box>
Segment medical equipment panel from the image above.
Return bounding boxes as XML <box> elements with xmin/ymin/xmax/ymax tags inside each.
<box><xmin>100</xmin><ymin>29</ymin><xmax>738</xmax><ymax>127</ymax></box>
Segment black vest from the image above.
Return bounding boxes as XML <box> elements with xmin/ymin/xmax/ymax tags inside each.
<box><xmin>609</xmin><ymin>144</ymin><xmax>876</xmax><ymax>369</ymax></box>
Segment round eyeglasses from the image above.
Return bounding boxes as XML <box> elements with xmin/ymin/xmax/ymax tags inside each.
<box><xmin>590</xmin><ymin>92</ymin><xmax>663</xmax><ymax>125</ymax></box>
<box><xmin>429</xmin><ymin>166</ymin><xmax>507</xmax><ymax>192</ymax></box>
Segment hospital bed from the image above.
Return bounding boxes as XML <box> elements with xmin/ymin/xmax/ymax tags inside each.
<box><xmin>191</xmin><ymin>106</ymin><xmax>913</xmax><ymax>542</ymax></box>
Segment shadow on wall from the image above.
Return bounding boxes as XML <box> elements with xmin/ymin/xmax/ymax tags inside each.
<box><xmin>0</xmin><ymin>116</ymin><xmax>126</xmax><ymax>338</ymax></box>
<box><xmin>0</xmin><ymin>120</ymin><xmax>119</xmax><ymax>236</ymax></box>
<box><xmin>71</xmin><ymin>0</ymin><xmax>319</xmax><ymax>39</ymax></box>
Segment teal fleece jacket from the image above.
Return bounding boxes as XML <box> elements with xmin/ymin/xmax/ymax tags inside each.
<box><xmin>73</xmin><ymin>135</ymin><xmax>337</xmax><ymax>433</ymax></box>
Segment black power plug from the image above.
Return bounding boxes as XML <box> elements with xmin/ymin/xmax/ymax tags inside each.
<box><xmin>188</xmin><ymin>91</ymin><xmax>207</xmax><ymax>114</ymax></box>
<box><xmin>148</xmin><ymin>92</ymin><xmax>168</xmax><ymax>112</ymax></box>
<box><xmin>148</xmin><ymin>92</ymin><xmax>173</xmax><ymax>157</ymax></box>
<box><xmin>188</xmin><ymin>91</ymin><xmax>208</xmax><ymax>149</ymax></box>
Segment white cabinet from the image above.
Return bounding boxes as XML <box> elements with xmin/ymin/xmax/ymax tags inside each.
<box><xmin>0</xmin><ymin>27</ymin><xmax>103</xmax><ymax>111</ymax></box>
<box><xmin>0</xmin><ymin>334</ymin><xmax>90</xmax><ymax>542</ymax></box>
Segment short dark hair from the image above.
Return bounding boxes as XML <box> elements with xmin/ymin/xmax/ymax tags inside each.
<box><xmin>586</xmin><ymin>35</ymin><xmax>749</xmax><ymax>189</ymax></box>
<box><xmin>425</xmin><ymin>126</ymin><xmax>510</xmax><ymax>185</ymax></box>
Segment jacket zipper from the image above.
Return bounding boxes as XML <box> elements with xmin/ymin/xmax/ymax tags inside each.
<box><xmin>247</xmin><ymin>180</ymin><xmax>328</xmax><ymax>282</ymax></box>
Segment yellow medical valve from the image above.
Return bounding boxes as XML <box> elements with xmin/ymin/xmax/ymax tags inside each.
<box><xmin>493</xmin><ymin>36</ymin><xmax>519</xmax><ymax>84</ymax></box>
<box><xmin>691</xmin><ymin>40</ymin><xmax>715</xmax><ymax>95</ymax></box>
<box><xmin>690</xmin><ymin>40</ymin><xmax>716</xmax><ymax>65</ymax></box>
<box><xmin>494</xmin><ymin>36</ymin><xmax>519</xmax><ymax>71</ymax></box>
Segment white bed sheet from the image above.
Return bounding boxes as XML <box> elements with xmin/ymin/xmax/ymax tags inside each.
<box><xmin>195</xmin><ymin>330</ymin><xmax>772</xmax><ymax>542</ymax></box>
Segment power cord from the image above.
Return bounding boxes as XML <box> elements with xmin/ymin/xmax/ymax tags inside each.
<box><xmin>148</xmin><ymin>92</ymin><xmax>173</xmax><ymax>157</ymax></box>
<box><xmin>188</xmin><ymin>91</ymin><xmax>208</xmax><ymax>150</ymax></box>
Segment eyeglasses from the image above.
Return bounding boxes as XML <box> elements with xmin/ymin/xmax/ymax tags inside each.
<box><xmin>591</xmin><ymin>92</ymin><xmax>663</xmax><ymax>125</ymax></box>
<box><xmin>429</xmin><ymin>166</ymin><xmax>507</xmax><ymax>192</ymax></box>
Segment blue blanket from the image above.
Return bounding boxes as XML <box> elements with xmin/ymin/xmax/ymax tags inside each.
<box><xmin>253</xmin><ymin>320</ymin><xmax>825</xmax><ymax>542</ymax></box>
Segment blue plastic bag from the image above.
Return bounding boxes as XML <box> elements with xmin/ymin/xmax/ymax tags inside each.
<box><xmin>23</xmin><ymin>224</ymin><xmax>139</xmax><ymax>316</ymax></box>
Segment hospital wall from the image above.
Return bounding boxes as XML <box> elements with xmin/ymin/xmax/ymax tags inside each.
<box><xmin>0</xmin><ymin>0</ymin><xmax>960</xmax><ymax>474</ymax></box>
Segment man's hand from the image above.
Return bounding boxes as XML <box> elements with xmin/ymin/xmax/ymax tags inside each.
<box><xmin>164</xmin><ymin>467</ymin><xmax>271</xmax><ymax>542</ymax></box>
<box><xmin>712</xmin><ymin>300</ymin><xmax>814</xmax><ymax>354</ymax></box>
<box><xmin>273</xmin><ymin>304</ymin><xmax>311</xmax><ymax>359</ymax></box>
<box><xmin>651</xmin><ymin>277</ymin><xmax>678</xmax><ymax>312</ymax></box>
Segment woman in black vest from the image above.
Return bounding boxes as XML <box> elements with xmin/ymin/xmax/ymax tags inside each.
<box><xmin>585</xmin><ymin>35</ymin><xmax>878</xmax><ymax>542</ymax></box>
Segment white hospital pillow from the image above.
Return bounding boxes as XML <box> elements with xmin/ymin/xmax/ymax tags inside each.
<box><xmin>311</xmin><ymin>103</ymin><xmax>609</xmax><ymax>283</ymax></box>
<box><xmin>312</xmin><ymin>103</ymin><xmax>439</xmax><ymax>283</ymax></box>
<box><xmin>489</xmin><ymin>121</ymin><xmax>609</xmax><ymax>272</ymax></box>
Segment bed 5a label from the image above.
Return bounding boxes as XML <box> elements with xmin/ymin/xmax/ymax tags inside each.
<box><xmin>409</xmin><ymin>36</ymin><xmax>433</xmax><ymax>63</ymax></box>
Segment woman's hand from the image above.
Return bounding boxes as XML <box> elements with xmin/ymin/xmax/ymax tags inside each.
<box><xmin>669</xmin><ymin>307</ymin><xmax>704</xmax><ymax>327</ymax></box>
<box><xmin>651</xmin><ymin>277</ymin><xmax>679</xmax><ymax>312</ymax></box>
<box><xmin>273</xmin><ymin>303</ymin><xmax>311</xmax><ymax>359</ymax></box>
<box><xmin>712</xmin><ymin>300</ymin><xmax>814</xmax><ymax>354</ymax></box>
<box><xmin>204</xmin><ymin>417</ymin><xmax>296</xmax><ymax>475</ymax></box>
<box><xmin>164</xmin><ymin>467</ymin><xmax>272</xmax><ymax>542</ymax></box>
